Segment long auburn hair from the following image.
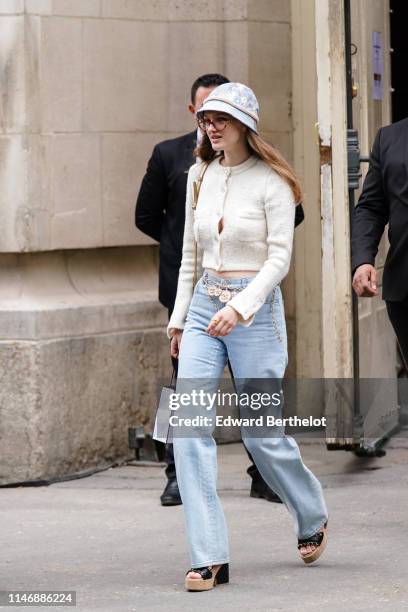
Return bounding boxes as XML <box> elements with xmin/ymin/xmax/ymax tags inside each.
<box><xmin>194</xmin><ymin>128</ymin><xmax>303</xmax><ymax>204</ymax></box>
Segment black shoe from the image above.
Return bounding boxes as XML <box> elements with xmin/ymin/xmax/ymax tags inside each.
<box><xmin>250</xmin><ymin>481</ymin><xmax>283</xmax><ymax>503</ymax></box>
<box><xmin>160</xmin><ymin>478</ymin><xmax>182</xmax><ymax>506</ymax></box>
<box><xmin>298</xmin><ymin>520</ymin><xmax>328</xmax><ymax>564</ymax></box>
<box><xmin>185</xmin><ymin>563</ymin><xmax>229</xmax><ymax>591</ymax></box>
<box><xmin>247</xmin><ymin>465</ymin><xmax>283</xmax><ymax>504</ymax></box>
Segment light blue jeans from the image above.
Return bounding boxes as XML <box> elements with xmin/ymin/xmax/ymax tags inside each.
<box><xmin>173</xmin><ymin>272</ymin><xmax>328</xmax><ymax>567</ymax></box>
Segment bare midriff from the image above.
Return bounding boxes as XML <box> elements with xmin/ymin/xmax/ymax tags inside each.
<box><xmin>205</xmin><ymin>268</ymin><xmax>258</xmax><ymax>279</ymax></box>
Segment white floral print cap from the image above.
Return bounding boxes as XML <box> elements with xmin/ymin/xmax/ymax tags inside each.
<box><xmin>196</xmin><ymin>82</ymin><xmax>259</xmax><ymax>133</ymax></box>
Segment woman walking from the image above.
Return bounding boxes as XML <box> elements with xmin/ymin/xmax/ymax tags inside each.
<box><xmin>167</xmin><ymin>83</ymin><xmax>328</xmax><ymax>591</ymax></box>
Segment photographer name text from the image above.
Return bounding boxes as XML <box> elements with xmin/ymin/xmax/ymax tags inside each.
<box><xmin>169</xmin><ymin>415</ymin><xmax>327</xmax><ymax>428</ymax></box>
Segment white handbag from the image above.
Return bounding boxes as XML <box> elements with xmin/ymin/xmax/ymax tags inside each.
<box><xmin>152</xmin><ymin>369</ymin><xmax>176</xmax><ymax>444</ymax></box>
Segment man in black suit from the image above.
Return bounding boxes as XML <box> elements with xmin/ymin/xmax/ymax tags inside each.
<box><xmin>352</xmin><ymin>119</ymin><xmax>408</xmax><ymax>367</ymax></box>
<box><xmin>136</xmin><ymin>73</ymin><xmax>305</xmax><ymax>506</ymax></box>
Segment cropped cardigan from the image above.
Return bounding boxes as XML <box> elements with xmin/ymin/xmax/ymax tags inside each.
<box><xmin>167</xmin><ymin>154</ymin><xmax>296</xmax><ymax>339</ymax></box>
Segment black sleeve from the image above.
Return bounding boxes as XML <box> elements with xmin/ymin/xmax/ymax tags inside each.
<box><xmin>351</xmin><ymin>128</ymin><xmax>389</xmax><ymax>273</ymax></box>
<box><xmin>135</xmin><ymin>145</ymin><xmax>167</xmax><ymax>242</ymax></box>
<box><xmin>294</xmin><ymin>203</ymin><xmax>304</xmax><ymax>228</ymax></box>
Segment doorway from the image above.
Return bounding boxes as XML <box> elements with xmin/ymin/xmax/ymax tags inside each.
<box><xmin>390</xmin><ymin>0</ymin><xmax>408</xmax><ymax>122</ymax></box>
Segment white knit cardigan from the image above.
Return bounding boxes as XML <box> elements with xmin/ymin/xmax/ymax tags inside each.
<box><xmin>167</xmin><ymin>155</ymin><xmax>295</xmax><ymax>339</ymax></box>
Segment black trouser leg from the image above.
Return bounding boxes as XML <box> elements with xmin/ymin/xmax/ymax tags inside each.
<box><xmin>158</xmin><ymin>309</ymin><xmax>181</xmax><ymax>505</ymax></box>
<box><xmin>386</xmin><ymin>298</ymin><xmax>408</xmax><ymax>426</ymax></box>
<box><xmin>386</xmin><ymin>297</ymin><xmax>408</xmax><ymax>370</ymax></box>
<box><xmin>164</xmin><ymin>440</ymin><xmax>176</xmax><ymax>480</ymax></box>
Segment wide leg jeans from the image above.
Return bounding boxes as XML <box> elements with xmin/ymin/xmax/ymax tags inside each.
<box><xmin>173</xmin><ymin>273</ymin><xmax>328</xmax><ymax>567</ymax></box>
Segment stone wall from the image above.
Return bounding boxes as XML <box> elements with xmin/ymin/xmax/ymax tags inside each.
<box><xmin>0</xmin><ymin>0</ymin><xmax>293</xmax><ymax>483</ymax></box>
<box><xmin>1</xmin><ymin>0</ymin><xmax>292</xmax><ymax>252</ymax></box>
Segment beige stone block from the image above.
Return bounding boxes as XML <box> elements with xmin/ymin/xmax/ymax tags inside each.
<box><xmin>247</xmin><ymin>0</ymin><xmax>290</xmax><ymax>22</ymax></box>
<box><xmin>25</xmin><ymin>135</ymin><xmax>52</xmax><ymax>250</ymax></box>
<box><xmin>64</xmin><ymin>246</ymin><xmax>160</xmax><ymax>299</ymax></box>
<box><xmin>261</xmin><ymin>131</ymin><xmax>293</xmax><ymax>164</ymax></box>
<box><xmin>0</xmin><ymin>325</ymin><xmax>170</xmax><ymax>483</ymax></box>
<box><xmin>50</xmin><ymin>134</ymin><xmax>103</xmax><ymax>249</ymax></box>
<box><xmin>248</xmin><ymin>22</ymin><xmax>292</xmax><ymax>132</ymax></box>
<box><xmin>0</xmin><ymin>247</ymin><xmax>170</xmax><ymax>483</ymax></box>
<box><xmin>223</xmin><ymin>0</ymin><xmax>247</xmax><ymax>21</ymax></box>
<box><xmin>0</xmin><ymin>254</ymin><xmax>20</xmax><ymax>300</ymax></box>
<box><xmin>168</xmin><ymin>0</ymin><xmax>223</xmax><ymax>21</ymax></box>
<box><xmin>0</xmin><ymin>16</ymin><xmax>25</xmax><ymax>134</ymax></box>
<box><xmin>101</xmin><ymin>0</ymin><xmax>169</xmax><ymax>20</ymax></box>
<box><xmin>224</xmin><ymin>21</ymin><xmax>249</xmax><ymax>82</ymax></box>
<box><xmin>102</xmin><ymin>0</ymin><xmax>248</xmax><ymax>20</ymax></box>
<box><xmin>167</xmin><ymin>21</ymin><xmax>224</xmax><ymax>133</ymax></box>
<box><xmin>168</xmin><ymin>0</ymin><xmax>277</xmax><ymax>22</ymax></box>
<box><xmin>24</xmin><ymin>0</ymin><xmax>52</xmax><ymax>14</ymax></box>
<box><xmin>0</xmin><ymin>248</ymin><xmax>162</xmax><ymax>332</ymax></box>
<box><xmin>102</xmin><ymin>132</ymin><xmax>174</xmax><ymax>246</ymax></box>
<box><xmin>0</xmin><ymin>0</ymin><xmax>23</xmax><ymax>14</ymax></box>
<box><xmin>20</xmin><ymin>1</ymin><xmax>102</xmax><ymax>16</ymax></box>
<box><xmin>40</xmin><ymin>17</ymin><xmax>83</xmax><ymax>132</ymax></box>
<box><xmin>25</xmin><ymin>16</ymin><xmax>42</xmax><ymax>133</ymax></box>
<box><xmin>52</xmin><ymin>0</ymin><xmax>101</xmax><ymax>17</ymax></box>
<box><xmin>24</xmin><ymin>16</ymin><xmax>82</xmax><ymax>133</ymax></box>
<box><xmin>0</xmin><ymin>134</ymin><xmax>51</xmax><ymax>253</ymax></box>
<box><xmin>0</xmin><ymin>135</ymin><xmax>27</xmax><ymax>252</ymax></box>
<box><xmin>83</xmin><ymin>20</ymin><xmax>168</xmax><ymax>132</ymax></box>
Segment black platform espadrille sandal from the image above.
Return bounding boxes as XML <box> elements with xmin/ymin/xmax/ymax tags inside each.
<box><xmin>297</xmin><ymin>521</ymin><xmax>328</xmax><ymax>564</ymax></box>
<box><xmin>185</xmin><ymin>563</ymin><xmax>229</xmax><ymax>591</ymax></box>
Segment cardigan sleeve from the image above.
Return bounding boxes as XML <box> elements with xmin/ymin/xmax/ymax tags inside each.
<box><xmin>227</xmin><ymin>171</ymin><xmax>296</xmax><ymax>325</ymax></box>
<box><xmin>167</xmin><ymin>163</ymin><xmax>202</xmax><ymax>339</ymax></box>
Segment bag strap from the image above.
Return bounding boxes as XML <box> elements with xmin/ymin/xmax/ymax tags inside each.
<box><xmin>192</xmin><ymin>161</ymin><xmax>209</xmax><ymax>211</ymax></box>
<box><xmin>191</xmin><ymin>162</ymin><xmax>209</xmax><ymax>288</ymax></box>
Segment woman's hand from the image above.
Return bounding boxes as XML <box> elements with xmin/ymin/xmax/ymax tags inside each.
<box><xmin>170</xmin><ymin>330</ymin><xmax>183</xmax><ymax>358</ymax></box>
<box><xmin>206</xmin><ymin>305</ymin><xmax>240</xmax><ymax>337</ymax></box>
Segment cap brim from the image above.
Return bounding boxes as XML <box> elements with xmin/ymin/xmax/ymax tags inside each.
<box><xmin>197</xmin><ymin>99</ymin><xmax>258</xmax><ymax>133</ymax></box>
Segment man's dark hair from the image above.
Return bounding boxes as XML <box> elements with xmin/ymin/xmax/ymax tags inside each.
<box><xmin>191</xmin><ymin>73</ymin><xmax>229</xmax><ymax>104</ymax></box>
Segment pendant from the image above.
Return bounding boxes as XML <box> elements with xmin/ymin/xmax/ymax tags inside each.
<box><xmin>219</xmin><ymin>289</ymin><xmax>232</xmax><ymax>303</ymax></box>
<box><xmin>213</xmin><ymin>287</ymin><xmax>222</xmax><ymax>297</ymax></box>
<box><xmin>208</xmin><ymin>286</ymin><xmax>218</xmax><ymax>297</ymax></box>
